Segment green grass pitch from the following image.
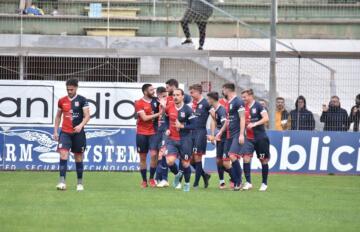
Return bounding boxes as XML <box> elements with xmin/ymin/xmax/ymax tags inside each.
<box><xmin>0</xmin><ymin>172</ymin><xmax>359</xmax><ymax>232</ymax></box>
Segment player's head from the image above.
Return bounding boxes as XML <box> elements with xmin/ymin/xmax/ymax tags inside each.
<box><xmin>165</xmin><ymin>79</ymin><xmax>179</xmax><ymax>96</ymax></box>
<box><xmin>156</xmin><ymin>86</ymin><xmax>168</xmax><ymax>100</ymax></box>
<box><xmin>142</xmin><ymin>84</ymin><xmax>155</xmax><ymax>98</ymax></box>
<box><xmin>66</xmin><ymin>78</ymin><xmax>79</xmax><ymax>98</ymax></box>
<box><xmin>207</xmin><ymin>91</ymin><xmax>219</xmax><ymax>106</ymax></box>
<box><xmin>241</xmin><ymin>89</ymin><xmax>254</xmax><ymax>104</ymax></box>
<box><xmin>356</xmin><ymin>93</ymin><xmax>360</xmax><ymax>106</ymax></box>
<box><xmin>276</xmin><ymin>97</ymin><xmax>285</xmax><ymax>110</ymax></box>
<box><xmin>259</xmin><ymin>99</ymin><xmax>267</xmax><ymax>108</ymax></box>
<box><xmin>222</xmin><ymin>83</ymin><xmax>235</xmax><ymax>99</ymax></box>
<box><xmin>189</xmin><ymin>84</ymin><xmax>202</xmax><ymax>100</ymax></box>
<box><xmin>173</xmin><ymin>88</ymin><xmax>184</xmax><ymax>104</ymax></box>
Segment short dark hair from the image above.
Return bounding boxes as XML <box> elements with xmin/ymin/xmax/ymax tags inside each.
<box><xmin>276</xmin><ymin>97</ymin><xmax>285</xmax><ymax>101</ymax></box>
<box><xmin>207</xmin><ymin>91</ymin><xmax>219</xmax><ymax>101</ymax></box>
<box><xmin>66</xmin><ymin>78</ymin><xmax>79</xmax><ymax>87</ymax></box>
<box><xmin>156</xmin><ymin>86</ymin><xmax>167</xmax><ymax>95</ymax></box>
<box><xmin>241</xmin><ymin>89</ymin><xmax>254</xmax><ymax>96</ymax></box>
<box><xmin>222</xmin><ymin>83</ymin><xmax>235</xmax><ymax>91</ymax></box>
<box><xmin>165</xmin><ymin>79</ymin><xmax>179</xmax><ymax>88</ymax></box>
<box><xmin>142</xmin><ymin>84</ymin><xmax>152</xmax><ymax>93</ymax></box>
<box><xmin>331</xmin><ymin>95</ymin><xmax>340</xmax><ymax>100</ymax></box>
<box><xmin>189</xmin><ymin>84</ymin><xmax>202</xmax><ymax>93</ymax></box>
<box><xmin>174</xmin><ymin>88</ymin><xmax>184</xmax><ymax>96</ymax></box>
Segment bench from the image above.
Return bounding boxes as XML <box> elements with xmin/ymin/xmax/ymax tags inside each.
<box><xmin>83</xmin><ymin>26</ymin><xmax>139</xmax><ymax>36</ymax></box>
<box><xmin>84</xmin><ymin>7</ymin><xmax>140</xmax><ymax>18</ymax></box>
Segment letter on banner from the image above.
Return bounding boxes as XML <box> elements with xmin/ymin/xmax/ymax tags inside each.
<box><xmin>5</xmin><ymin>144</ymin><xmax>16</xmax><ymax>161</ymax></box>
<box><xmin>331</xmin><ymin>146</ymin><xmax>354</xmax><ymax>172</ymax></box>
<box><xmin>280</xmin><ymin>137</ymin><xmax>306</xmax><ymax>171</ymax></box>
<box><xmin>19</xmin><ymin>144</ymin><xmax>33</xmax><ymax>161</ymax></box>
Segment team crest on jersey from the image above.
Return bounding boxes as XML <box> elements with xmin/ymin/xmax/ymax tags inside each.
<box><xmin>180</xmin><ymin>112</ymin><xmax>185</xmax><ymax>117</ymax></box>
<box><xmin>74</xmin><ymin>101</ymin><xmax>79</xmax><ymax>107</ymax></box>
<box><xmin>230</xmin><ymin>104</ymin><xmax>233</xmax><ymax>110</ymax></box>
<box><xmin>199</xmin><ymin>104</ymin><xmax>203</xmax><ymax>109</ymax></box>
<box><xmin>252</xmin><ymin>108</ymin><xmax>257</xmax><ymax>114</ymax></box>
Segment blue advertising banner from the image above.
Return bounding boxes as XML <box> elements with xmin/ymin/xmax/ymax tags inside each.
<box><xmin>0</xmin><ymin>127</ymin><xmax>359</xmax><ymax>174</ymax></box>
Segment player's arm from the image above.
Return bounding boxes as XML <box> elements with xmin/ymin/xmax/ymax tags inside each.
<box><xmin>74</xmin><ymin>106</ymin><xmax>90</xmax><ymax>133</ymax></box>
<box><xmin>238</xmin><ymin>107</ymin><xmax>245</xmax><ymax>144</ymax></box>
<box><xmin>138</xmin><ymin>111</ymin><xmax>161</xmax><ymax>122</ymax></box>
<box><xmin>248</xmin><ymin>110</ymin><xmax>269</xmax><ymax>128</ymax></box>
<box><xmin>176</xmin><ymin>111</ymin><xmax>196</xmax><ymax>130</ymax></box>
<box><xmin>216</xmin><ymin>117</ymin><xmax>227</xmax><ymax>140</ymax></box>
<box><xmin>207</xmin><ymin>117</ymin><xmax>216</xmax><ymax>144</ymax></box>
<box><xmin>53</xmin><ymin>109</ymin><xmax>62</xmax><ymax>141</ymax></box>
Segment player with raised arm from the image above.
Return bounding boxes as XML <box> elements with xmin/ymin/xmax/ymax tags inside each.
<box><xmin>240</xmin><ymin>89</ymin><xmax>270</xmax><ymax>192</ymax></box>
<box><xmin>54</xmin><ymin>78</ymin><xmax>90</xmax><ymax>191</ymax></box>
<box><xmin>135</xmin><ymin>84</ymin><xmax>162</xmax><ymax>188</ymax></box>
<box><xmin>154</xmin><ymin>86</ymin><xmax>170</xmax><ymax>188</ymax></box>
<box><xmin>165</xmin><ymin>88</ymin><xmax>195</xmax><ymax>192</ymax></box>
<box><xmin>189</xmin><ymin>84</ymin><xmax>211</xmax><ymax>189</ymax></box>
<box><xmin>222</xmin><ymin>83</ymin><xmax>246</xmax><ymax>191</ymax></box>
<box><xmin>207</xmin><ymin>92</ymin><xmax>234</xmax><ymax>189</ymax></box>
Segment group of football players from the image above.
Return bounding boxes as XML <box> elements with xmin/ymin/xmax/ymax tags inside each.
<box><xmin>135</xmin><ymin>79</ymin><xmax>271</xmax><ymax>192</ymax></box>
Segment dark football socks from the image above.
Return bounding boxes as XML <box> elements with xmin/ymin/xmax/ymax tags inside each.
<box><xmin>217</xmin><ymin>164</ymin><xmax>224</xmax><ymax>181</ymax></box>
<box><xmin>262</xmin><ymin>163</ymin><xmax>269</xmax><ymax>185</ymax></box>
<box><xmin>75</xmin><ymin>161</ymin><xmax>83</xmax><ymax>185</ymax></box>
<box><xmin>149</xmin><ymin>167</ymin><xmax>156</xmax><ymax>179</ymax></box>
<box><xmin>140</xmin><ymin>169</ymin><xmax>147</xmax><ymax>182</ymax></box>
<box><xmin>168</xmin><ymin>164</ymin><xmax>179</xmax><ymax>175</ymax></box>
<box><xmin>243</xmin><ymin>162</ymin><xmax>251</xmax><ymax>183</ymax></box>
<box><xmin>194</xmin><ymin>161</ymin><xmax>203</xmax><ymax>186</ymax></box>
<box><xmin>59</xmin><ymin>159</ymin><xmax>67</xmax><ymax>183</ymax></box>
<box><xmin>183</xmin><ymin>166</ymin><xmax>191</xmax><ymax>183</ymax></box>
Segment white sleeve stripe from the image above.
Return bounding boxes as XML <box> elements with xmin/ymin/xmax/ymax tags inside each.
<box><xmin>137</xmin><ymin>110</ymin><xmax>145</xmax><ymax>114</ymax></box>
<box><xmin>82</xmin><ymin>106</ymin><xmax>90</xmax><ymax>109</ymax></box>
<box><xmin>220</xmin><ymin>118</ymin><xmax>227</xmax><ymax>122</ymax></box>
<box><xmin>238</xmin><ymin>108</ymin><xmax>245</xmax><ymax>112</ymax></box>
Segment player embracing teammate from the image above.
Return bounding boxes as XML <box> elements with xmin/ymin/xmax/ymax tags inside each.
<box><xmin>240</xmin><ymin>89</ymin><xmax>270</xmax><ymax>191</ymax></box>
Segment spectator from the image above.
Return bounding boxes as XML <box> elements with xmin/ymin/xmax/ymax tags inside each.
<box><xmin>23</xmin><ymin>3</ymin><xmax>44</xmax><ymax>16</ymax></box>
<box><xmin>181</xmin><ymin>0</ymin><xmax>214</xmax><ymax>50</ymax></box>
<box><xmin>275</xmin><ymin>97</ymin><xmax>290</xmax><ymax>131</ymax></box>
<box><xmin>289</xmin><ymin>95</ymin><xmax>315</xmax><ymax>131</ymax></box>
<box><xmin>259</xmin><ymin>99</ymin><xmax>269</xmax><ymax>129</ymax></box>
<box><xmin>349</xmin><ymin>94</ymin><xmax>360</xmax><ymax>132</ymax></box>
<box><xmin>320</xmin><ymin>96</ymin><xmax>349</xmax><ymax>131</ymax></box>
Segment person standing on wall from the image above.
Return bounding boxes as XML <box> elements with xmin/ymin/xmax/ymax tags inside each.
<box><xmin>181</xmin><ymin>0</ymin><xmax>214</xmax><ymax>50</ymax></box>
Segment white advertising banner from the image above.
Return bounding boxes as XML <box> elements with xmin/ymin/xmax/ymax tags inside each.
<box><xmin>0</xmin><ymin>80</ymin><xmax>162</xmax><ymax>127</ymax></box>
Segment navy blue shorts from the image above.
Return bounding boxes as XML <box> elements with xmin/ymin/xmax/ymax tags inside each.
<box><xmin>225</xmin><ymin>132</ymin><xmax>243</xmax><ymax>157</ymax></box>
<box><xmin>191</xmin><ymin>128</ymin><xmax>207</xmax><ymax>155</ymax></box>
<box><xmin>58</xmin><ymin>130</ymin><xmax>86</xmax><ymax>153</ymax></box>
<box><xmin>136</xmin><ymin>134</ymin><xmax>158</xmax><ymax>154</ymax></box>
<box><xmin>166</xmin><ymin>137</ymin><xmax>193</xmax><ymax>161</ymax></box>
<box><xmin>241</xmin><ymin>137</ymin><xmax>270</xmax><ymax>160</ymax></box>
<box><xmin>153</xmin><ymin>131</ymin><xmax>167</xmax><ymax>150</ymax></box>
<box><xmin>216</xmin><ymin>138</ymin><xmax>229</xmax><ymax>160</ymax></box>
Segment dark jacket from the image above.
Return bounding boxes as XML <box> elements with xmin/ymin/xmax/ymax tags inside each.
<box><xmin>290</xmin><ymin>96</ymin><xmax>315</xmax><ymax>131</ymax></box>
<box><xmin>187</xmin><ymin>0</ymin><xmax>214</xmax><ymax>18</ymax></box>
<box><xmin>320</xmin><ymin>104</ymin><xmax>349</xmax><ymax>131</ymax></box>
<box><xmin>349</xmin><ymin>105</ymin><xmax>360</xmax><ymax>132</ymax></box>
